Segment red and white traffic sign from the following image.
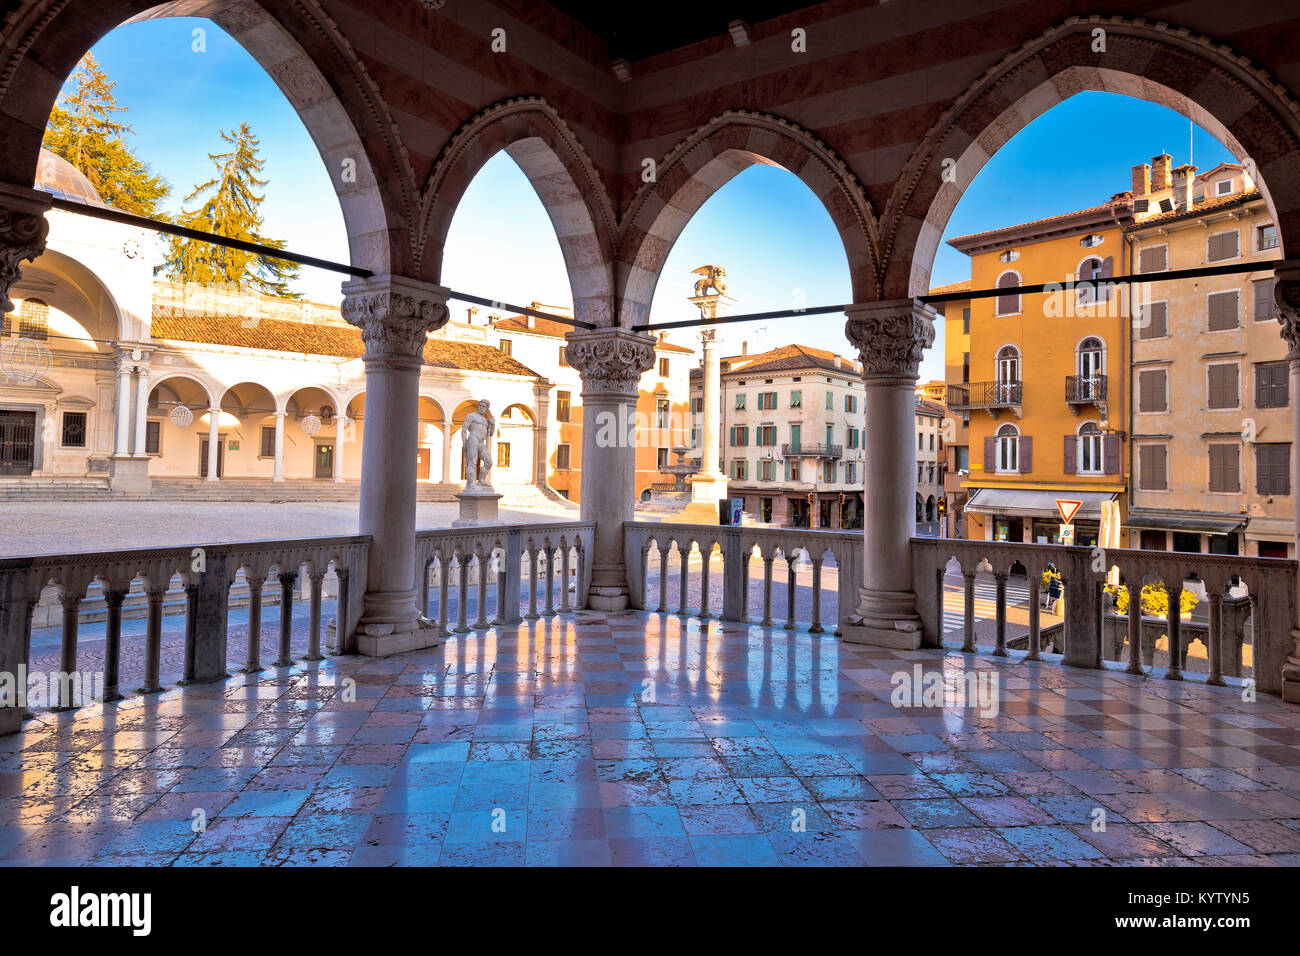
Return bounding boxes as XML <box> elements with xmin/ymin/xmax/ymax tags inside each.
<box><xmin>1055</xmin><ymin>499</ymin><xmax>1082</xmax><ymax>524</ymax></box>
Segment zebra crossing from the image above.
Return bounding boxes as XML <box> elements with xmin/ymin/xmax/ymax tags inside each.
<box><xmin>941</xmin><ymin>575</ymin><xmax>1032</xmax><ymax>634</ymax></box>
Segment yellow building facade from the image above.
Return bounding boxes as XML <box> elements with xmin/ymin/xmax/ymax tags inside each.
<box><xmin>946</xmin><ymin>201</ymin><xmax>1133</xmax><ymax>547</ymax></box>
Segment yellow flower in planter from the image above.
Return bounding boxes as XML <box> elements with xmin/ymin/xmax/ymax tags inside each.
<box><xmin>1105</xmin><ymin>580</ymin><xmax>1199</xmax><ymax>617</ymax></box>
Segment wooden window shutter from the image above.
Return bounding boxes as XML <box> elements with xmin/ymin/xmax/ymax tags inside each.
<box><xmin>1255</xmin><ymin>280</ymin><xmax>1275</xmax><ymax>320</ymax></box>
<box><xmin>1208</xmin><ymin>291</ymin><xmax>1238</xmax><ymax>331</ymax></box>
<box><xmin>1153</xmin><ymin>445</ymin><xmax>1167</xmax><ymax>489</ymax></box>
<box><xmin>1139</xmin><ymin>246</ymin><xmax>1166</xmax><ymax>273</ymax></box>
<box><xmin>1209</xmin><ymin>446</ymin><xmax>1224</xmax><ymax>491</ymax></box>
<box><xmin>1063</xmin><ymin>435</ymin><xmax>1076</xmax><ymax>474</ymax></box>
<box><xmin>1140</xmin><ymin>301</ymin><xmax>1167</xmax><ymax>339</ymax></box>
<box><xmin>983</xmin><ymin>436</ymin><xmax>995</xmax><ymax>471</ymax></box>
<box><xmin>1103</xmin><ymin>434</ymin><xmax>1120</xmax><ymax>474</ymax></box>
<box><xmin>1019</xmin><ymin>436</ymin><xmax>1032</xmax><ymax>473</ymax></box>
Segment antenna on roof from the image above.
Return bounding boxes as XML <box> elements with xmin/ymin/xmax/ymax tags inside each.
<box><xmin>1189</xmin><ymin>117</ymin><xmax>1193</xmax><ymax>168</ymax></box>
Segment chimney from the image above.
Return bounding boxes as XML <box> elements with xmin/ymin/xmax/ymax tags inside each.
<box><xmin>833</xmin><ymin>355</ymin><xmax>842</xmax><ymax>369</ymax></box>
<box><xmin>1151</xmin><ymin>153</ymin><xmax>1172</xmax><ymax>191</ymax></box>
<box><xmin>526</xmin><ymin>313</ymin><xmax>534</xmax><ymax>329</ymax></box>
<box><xmin>1131</xmin><ymin>162</ymin><xmax>1150</xmax><ymax>197</ymax></box>
<box><xmin>1172</xmin><ymin>163</ymin><xmax>1197</xmax><ymax>212</ymax></box>
<box><xmin>742</xmin><ymin>341</ymin><xmax>748</xmax><ymax>355</ymax></box>
<box><xmin>467</xmin><ymin>306</ymin><xmax>479</xmax><ymax>325</ymax></box>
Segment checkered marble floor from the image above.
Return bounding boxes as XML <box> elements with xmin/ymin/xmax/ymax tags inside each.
<box><xmin>3</xmin><ymin>611</ymin><xmax>1300</xmax><ymax>867</ymax></box>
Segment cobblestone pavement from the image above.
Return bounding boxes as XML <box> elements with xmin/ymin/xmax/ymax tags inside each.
<box><xmin>3</xmin><ymin>611</ymin><xmax>1298</xmax><ymax>867</ymax></box>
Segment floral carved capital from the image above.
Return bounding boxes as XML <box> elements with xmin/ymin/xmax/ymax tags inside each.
<box><xmin>565</xmin><ymin>328</ymin><xmax>657</xmax><ymax>397</ymax></box>
<box><xmin>341</xmin><ymin>276</ymin><xmax>450</xmax><ymax>359</ymax></box>
<box><xmin>1275</xmin><ymin>276</ymin><xmax>1300</xmax><ymax>359</ymax></box>
<box><xmin>844</xmin><ymin>301</ymin><xmax>935</xmax><ymax>379</ymax></box>
<box><xmin>0</xmin><ymin>186</ymin><xmax>51</xmax><ymax>315</ymax></box>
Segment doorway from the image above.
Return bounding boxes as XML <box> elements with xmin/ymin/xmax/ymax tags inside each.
<box><xmin>315</xmin><ymin>443</ymin><xmax>334</xmax><ymax>479</ymax></box>
<box><xmin>416</xmin><ymin>448</ymin><xmax>431</xmax><ymax>480</ymax></box>
<box><xmin>0</xmin><ymin>411</ymin><xmax>36</xmax><ymax>475</ymax></box>
<box><xmin>199</xmin><ymin>438</ymin><xmax>225</xmax><ymax>478</ymax></box>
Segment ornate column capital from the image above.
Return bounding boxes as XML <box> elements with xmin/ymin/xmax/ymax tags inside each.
<box><xmin>1273</xmin><ymin>259</ymin><xmax>1300</xmax><ymax>360</ymax></box>
<box><xmin>341</xmin><ymin>274</ymin><xmax>450</xmax><ymax>362</ymax></box>
<box><xmin>0</xmin><ymin>183</ymin><xmax>51</xmax><ymax>315</ymax></box>
<box><xmin>564</xmin><ymin>327</ymin><xmax>657</xmax><ymax>399</ymax></box>
<box><xmin>844</xmin><ymin>299</ymin><xmax>936</xmax><ymax>381</ymax></box>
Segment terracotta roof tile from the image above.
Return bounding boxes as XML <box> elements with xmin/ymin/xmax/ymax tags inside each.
<box><xmin>720</xmin><ymin>343</ymin><xmax>860</xmax><ymax>375</ymax></box>
<box><xmin>927</xmin><ymin>280</ymin><xmax>971</xmax><ymax>295</ymax></box>
<box><xmin>150</xmin><ymin>307</ymin><xmax>540</xmax><ymax>377</ymax></box>
<box><xmin>1130</xmin><ymin>189</ymin><xmax>1262</xmax><ymax>227</ymax></box>
<box><xmin>493</xmin><ymin>314</ymin><xmax>694</xmax><ymax>353</ymax></box>
<box><xmin>947</xmin><ymin>199</ymin><xmax>1126</xmax><ymax>246</ymax></box>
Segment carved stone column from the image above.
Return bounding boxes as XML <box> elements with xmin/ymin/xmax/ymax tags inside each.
<box><xmin>532</xmin><ymin>379</ymin><xmax>551</xmax><ymax>488</ymax></box>
<box><xmin>841</xmin><ymin>299</ymin><xmax>936</xmax><ymax>648</ymax></box>
<box><xmin>342</xmin><ymin>274</ymin><xmax>450</xmax><ymax>654</ymax></box>
<box><xmin>1274</xmin><ymin>260</ymin><xmax>1300</xmax><ymax>702</ymax></box>
<box><xmin>0</xmin><ymin>184</ymin><xmax>50</xmax><ymax>318</ymax></box>
<box><xmin>565</xmin><ymin>327</ymin><xmax>657</xmax><ymax>610</ymax></box>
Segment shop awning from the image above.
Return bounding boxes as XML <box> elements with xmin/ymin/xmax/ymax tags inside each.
<box><xmin>964</xmin><ymin>488</ymin><xmax>1116</xmax><ymax>520</ymax></box>
<box><xmin>1126</xmin><ymin>508</ymin><xmax>1244</xmax><ymax>535</ymax></box>
<box><xmin>1244</xmin><ymin>516</ymin><xmax>1293</xmax><ymax>540</ymax></box>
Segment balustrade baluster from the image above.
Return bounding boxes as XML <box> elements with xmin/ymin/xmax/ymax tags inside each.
<box><xmin>657</xmin><ymin>544</ymin><xmax>668</xmax><ymax>612</ymax></box>
<box><xmin>560</xmin><ymin>545</ymin><xmax>572</xmax><ymax>612</ymax></box>
<box><xmin>1207</xmin><ymin>591</ymin><xmax>1225</xmax><ymax>686</ymax></box>
<box><xmin>810</xmin><ymin>559</ymin><xmax>823</xmax><ymax>633</ymax></box>
<box><xmin>101</xmin><ymin>587</ymin><xmax>127</xmax><ymax>703</ymax></box>
<box><xmin>495</xmin><ymin>550</ymin><xmax>508</xmax><ymax>625</ymax></box>
<box><xmin>179</xmin><ymin>581</ymin><xmax>199</xmax><ymax>684</ymax></box>
<box><xmin>305</xmin><ymin>569</ymin><xmax>326</xmax><ymax>661</ymax></box>
<box><xmin>438</xmin><ymin>554</ymin><xmax>450</xmax><ymax>634</ymax></box>
<box><xmin>243</xmin><ymin>575</ymin><xmax>265</xmax><ymax>671</ymax></box>
<box><xmin>139</xmin><ymin>584</ymin><xmax>166</xmax><ymax>694</ymax></box>
<box><xmin>700</xmin><ymin>544</ymin><xmax>712</xmax><ymax>618</ymax></box>
<box><xmin>525</xmin><ymin>547</ymin><xmax>540</xmax><ymax>620</ymax></box>
<box><xmin>785</xmin><ymin>554</ymin><xmax>796</xmax><ymax>630</ymax></box>
<box><xmin>761</xmin><ymin>554</ymin><xmax>774</xmax><ymax>626</ymax></box>
<box><xmin>456</xmin><ymin>554</ymin><xmax>471</xmax><ymax>633</ymax></box>
<box><xmin>1165</xmin><ymin>584</ymin><xmax>1184</xmax><ymax>680</ymax></box>
<box><xmin>333</xmin><ymin>569</ymin><xmax>350</xmax><ymax>654</ymax></box>
<box><xmin>543</xmin><ymin>545</ymin><xmax>556</xmax><ymax>617</ymax></box>
<box><xmin>993</xmin><ymin>572</ymin><xmax>1008</xmax><ymax>656</ymax></box>
<box><xmin>962</xmin><ymin>571</ymin><xmax>976</xmax><ymax>653</ymax></box>
<box><xmin>1027</xmin><ymin>576</ymin><xmax>1041</xmax><ymax>661</ymax></box>
<box><xmin>1126</xmin><ymin>582</ymin><xmax>1143</xmax><ymax>675</ymax></box>
<box><xmin>274</xmin><ymin>569</ymin><xmax>297</xmax><ymax>667</ymax></box>
<box><xmin>678</xmin><ymin>543</ymin><xmax>690</xmax><ymax>615</ymax></box>
<box><xmin>420</xmin><ymin>559</ymin><xmax>432</xmax><ymax>618</ymax></box>
<box><xmin>475</xmin><ymin>551</ymin><xmax>490</xmax><ymax>629</ymax></box>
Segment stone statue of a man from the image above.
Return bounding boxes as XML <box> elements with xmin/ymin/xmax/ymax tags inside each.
<box><xmin>461</xmin><ymin>398</ymin><xmax>496</xmax><ymax>491</ymax></box>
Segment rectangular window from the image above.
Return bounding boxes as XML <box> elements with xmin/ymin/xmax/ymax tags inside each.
<box><xmin>1207</xmin><ymin>229</ymin><xmax>1239</xmax><ymax>262</ymax></box>
<box><xmin>556</xmin><ymin>443</ymin><xmax>571</xmax><ymax>470</ymax></box>
<box><xmin>1139</xmin><ymin>301</ymin><xmax>1167</xmax><ymax>339</ymax></box>
<box><xmin>758</xmin><ymin>425</ymin><xmax>777</xmax><ymax>446</ymax></box>
<box><xmin>1207</xmin><ymin>290</ymin><xmax>1239</xmax><ymax>331</ymax></box>
<box><xmin>824</xmin><ymin>460</ymin><xmax>837</xmax><ymax>482</ymax></box>
<box><xmin>844</xmin><ymin>462</ymin><xmax>855</xmax><ymax>484</ymax></box>
<box><xmin>918</xmin><ymin>431</ymin><xmax>924</xmax><ymax>450</ymax></box>
<box><xmin>499</xmin><ymin>338</ymin><xmax>512</xmax><ymax>356</ymax></box>
<box><xmin>929</xmin><ymin>433</ymin><xmax>935</xmax><ymax>451</ymax></box>
<box><xmin>556</xmin><ymin>390</ymin><xmax>571</xmax><ymax>422</ymax></box>
<box><xmin>497</xmin><ymin>442</ymin><xmax>511</xmax><ymax>468</ymax></box>
<box><xmin>60</xmin><ymin>411</ymin><xmax>86</xmax><ymax>448</ymax></box>
<box><xmin>759</xmin><ymin>459</ymin><xmax>775</xmax><ymax>482</ymax></box>
<box><xmin>1216</xmin><ymin>179</ymin><xmax>1233</xmax><ymax>197</ymax></box>
<box><xmin>735</xmin><ymin>393</ymin><xmax>746</xmax><ymax>410</ymax></box>
<box><xmin>1255</xmin><ymin>280</ymin><xmax>1276</xmax><ymax>321</ymax></box>
<box><xmin>1259</xmin><ymin>223</ymin><xmax>1279</xmax><ymax>250</ymax></box>
<box><xmin>954</xmin><ymin>445</ymin><xmax>969</xmax><ymax>472</ymax></box>
<box><xmin>845</xmin><ymin>394</ymin><xmax>857</xmax><ymax>413</ymax></box>
<box><xmin>962</xmin><ymin>308</ymin><xmax>970</xmax><ymax>334</ymax></box>
<box><xmin>1256</xmin><ymin>361</ymin><xmax>1289</xmax><ymax>408</ymax></box>
<box><xmin>1209</xmin><ymin>443</ymin><xmax>1241</xmax><ymax>493</ymax></box>
<box><xmin>730</xmin><ymin>459</ymin><xmax>748</xmax><ymax>480</ymax></box>
<box><xmin>657</xmin><ymin>447</ymin><xmax>669</xmax><ymax>468</ymax></box>
<box><xmin>691</xmin><ymin>397</ymin><xmax>702</xmax><ymax>414</ymax></box>
<box><xmin>826</xmin><ymin>425</ymin><xmax>834</xmax><ymax>447</ymax></box>
<box><xmin>558</xmin><ymin>346</ymin><xmax>568</xmax><ymax>367</ymax></box>
<box><xmin>1138</xmin><ymin>368</ymin><xmax>1168</xmax><ymax>413</ymax></box>
<box><xmin>146</xmin><ymin>420</ymin><xmax>162</xmax><ymax>455</ymax></box>
<box><xmin>260</xmin><ymin>425</ymin><xmax>275</xmax><ymax>458</ymax></box>
<box><xmin>1138</xmin><ymin>444</ymin><xmax>1168</xmax><ymax>491</ymax></box>
<box><xmin>659</xmin><ymin>357</ymin><xmax>669</xmax><ymax>377</ymax></box>
<box><xmin>729</xmin><ymin>426</ymin><xmax>749</xmax><ymax>447</ymax></box>
<box><xmin>786</xmin><ymin>459</ymin><xmax>801</xmax><ymax>481</ymax></box>
<box><xmin>656</xmin><ymin>398</ymin><xmax>669</xmax><ymax>429</ymax></box>
<box><xmin>825</xmin><ymin>390</ymin><xmax>834</xmax><ymax>410</ymax></box>
<box><xmin>789</xmin><ymin>390</ymin><xmax>802</xmax><ymax>408</ymax></box>
<box><xmin>1207</xmin><ymin>363</ymin><xmax>1239</xmax><ymax>409</ymax></box>
<box><xmin>1138</xmin><ymin>245</ymin><xmax>1167</xmax><ymax>273</ymax></box>
<box><xmin>757</xmin><ymin>392</ymin><xmax>777</xmax><ymax>411</ymax></box>
<box><xmin>1257</xmin><ymin>443</ymin><xmax>1291</xmax><ymax>496</ymax></box>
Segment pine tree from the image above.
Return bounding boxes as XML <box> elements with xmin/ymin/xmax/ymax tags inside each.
<box><xmin>160</xmin><ymin>123</ymin><xmax>301</xmax><ymax>298</ymax></box>
<box><xmin>42</xmin><ymin>54</ymin><xmax>170</xmax><ymax>216</ymax></box>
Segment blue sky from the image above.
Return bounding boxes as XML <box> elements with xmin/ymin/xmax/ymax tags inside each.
<box><xmin>76</xmin><ymin>19</ymin><xmax>1236</xmax><ymax>383</ymax></box>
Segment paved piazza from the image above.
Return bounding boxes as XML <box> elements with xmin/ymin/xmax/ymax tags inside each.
<box><xmin>3</xmin><ymin>612</ymin><xmax>1300</xmax><ymax>867</ymax></box>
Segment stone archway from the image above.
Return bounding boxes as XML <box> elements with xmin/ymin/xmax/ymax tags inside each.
<box><xmin>421</xmin><ymin>97</ymin><xmax>617</xmax><ymax>326</ymax></box>
<box><xmin>616</xmin><ymin>110</ymin><xmax>880</xmax><ymax>327</ymax></box>
<box><xmin>893</xmin><ymin>15</ymin><xmax>1300</xmax><ymax>297</ymax></box>
<box><xmin>0</xmin><ymin>0</ymin><xmax>399</xmax><ymax>276</ymax></box>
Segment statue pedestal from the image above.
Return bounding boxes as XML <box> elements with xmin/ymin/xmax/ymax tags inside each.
<box><xmin>108</xmin><ymin>455</ymin><xmax>151</xmax><ymax>493</ymax></box>
<box><xmin>453</xmin><ymin>490</ymin><xmax>503</xmax><ymax>526</ymax></box>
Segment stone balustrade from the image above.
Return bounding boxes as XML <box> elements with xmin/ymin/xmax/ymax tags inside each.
<box><xmin>415</xmin><ymin>522</ymin><xmax>593</xmax><ymax>632</ymax></box>
<box><xmin>910</xmin><ymin>537</ymin><xmax>1296</xmax><ymax>696</ymax></box>
<box><xmin>0</xmin><ymin>533</ymin><xmax>370</xmax><ymax>734</ymax></box>
<box><xmin>623</xmin><ymin>522</ymin><xmax>861</xmax><ymax>632</ymax></box>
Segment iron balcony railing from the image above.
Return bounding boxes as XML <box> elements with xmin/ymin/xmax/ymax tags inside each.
<box><xmin>947</xmin><ymin>380</ymin><xmax>1021</xmax><ymax>410</ymax></box>
<box><xmin>1066</xmin><ymin>374</ymin><xmax>1108</xmax><ymax>404</ymax></box>
<box><xmin>780</xmin><ymin>443</ymin><xmax>843</xmax><ymax>458</ymax></box>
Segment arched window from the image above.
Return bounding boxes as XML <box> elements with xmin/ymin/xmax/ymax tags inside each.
<box><xmin>996</xmin><ymin>345</ymin><xmax>1020</xmax><ymax>403</ymax></box>
<box><xmin>995</xmin><ymin>271</ymin><xmax>1020</xmax><ymax>316</ymax></box>
<box><xmin>996</xmin><ymin>423</ymin><xmax>1019</xmax><ymax>474</ymax></box>
<box><xmin>1077</xmin><ymin>421</ymin><xmax>1103</xmax><ymax>475</ymax></box>
<box><xmin>19</xmin><ymin>298</ymin><xmax>49</xmax><ymax>341</ymax></box>
<box><xmin>1077</xmin><ymin>257</ymin><xmax>1113</xmax><ymax>304</ymax></box>
<box><xmin>1077</xmin><ymin>337</ymin><xmax>1104</xmax><ymax>400</ymax></box>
